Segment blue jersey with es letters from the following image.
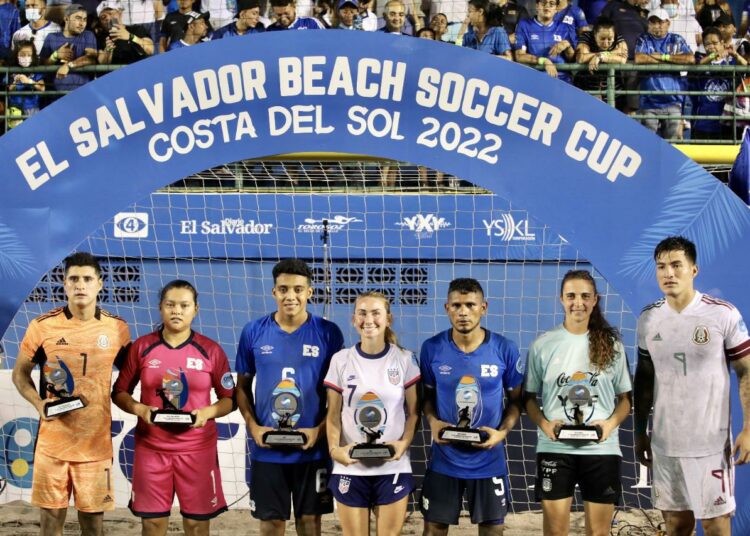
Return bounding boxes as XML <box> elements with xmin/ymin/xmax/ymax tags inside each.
<box><xmin>420</xmin><ymin>329</ymin><xmax>523</xmax><ymax>479</ymax></box>
<box><xmin>236</xmin><ymin>313</ymin><xmax>344</xmax><ymax>463</ymax></box>
<box><xmin>634</xmin><ymin>32</ymin><xmax>691</xmax><ymax>109</ymax></box>
<box><xmin>514</xmin><ymin>17</ymin><xmax>577</xmax><ymax>83</ymax></box>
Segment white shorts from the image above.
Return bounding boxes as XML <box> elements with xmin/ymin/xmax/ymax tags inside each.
<box><xmin>652</xmin><ymin>448</ymin><xmax>735</xmax><ymax>519</ymax></box>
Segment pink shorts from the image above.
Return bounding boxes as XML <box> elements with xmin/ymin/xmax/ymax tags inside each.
<box><xmin>130</xmin><ymin>442</ymin><xmax>227</xmax><ymax>520</ymax></box>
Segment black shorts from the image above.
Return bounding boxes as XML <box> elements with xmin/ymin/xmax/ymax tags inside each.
<box><xmin>419</xmin><ymin>469</ymin><xmax>508</xmax><ymax>525</ymax></box>
<box><xmin>249</xmin><ymin>459</ymin><xmax>333</xmax><ymax>521</ymax></box>
<box><xmin>535</xmin><ymin>453</ymin><xmax>621</xmax><ymax>504</ymax></box>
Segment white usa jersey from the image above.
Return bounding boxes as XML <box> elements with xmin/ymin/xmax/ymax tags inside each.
<box><xmin>324</xmin><ymin>343</ymin><xmax>420</xmax><ymax>476</ymax></box>
<box><xmin>637</xmin><ymin>291</ymin><xmax>750</xmax><ymax>456</ymax></box>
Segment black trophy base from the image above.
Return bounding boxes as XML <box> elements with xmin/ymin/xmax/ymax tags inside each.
<box><xmin>151</xmin><ymin>409</ymin><xmax>196</xmax><ymax>425</ymax></box>
<box><xmin>439</xmin><ymin>427</ymin><xmax>489</xmax><ymax>444</ymax></box>
<box><xmin>556</xmin><ymin>424</ymin><xmax>602</xmax><ymax>441</ymax></box>
<box><xmin>349</xmin><ymin>443</ymin><xmax>395</xmax><ymax>460</ymax></box>
<box><xmin>263</xmin><ymin>430</ymin><xmax>307</xmax><ymax>448</ymax></box>
<box><xmin>45</xmin><ymin>397</ymin><xmax>85</xmax><ymax>417</ymax></box>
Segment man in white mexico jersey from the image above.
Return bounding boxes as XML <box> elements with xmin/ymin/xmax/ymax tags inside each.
<box><xmin>634</xmin><ymin>236</ymin><xmax>750</xmax><ymax>536</ymax></box>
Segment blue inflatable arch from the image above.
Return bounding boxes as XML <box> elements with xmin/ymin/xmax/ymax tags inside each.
<box><xmin>0</xmin><ymin>34</ymin><xmax>748</xmax><ymax>529</ymax></box>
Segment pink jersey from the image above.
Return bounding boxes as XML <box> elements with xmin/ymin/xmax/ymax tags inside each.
<box><xmin>113</xmin><ymin>330</ymin><xmax>235</xmax><ymax>452</ymax></box>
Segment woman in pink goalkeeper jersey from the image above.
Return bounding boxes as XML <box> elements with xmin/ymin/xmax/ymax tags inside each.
<box><xmin>112</xmin><ymin>280</ymin><xmax>236</xmax><ymax>536</ymax></box>
<box><xmin>324</xmin><ymin>291</ymin><xmax>421</xmax><ymax>536</ymax></box>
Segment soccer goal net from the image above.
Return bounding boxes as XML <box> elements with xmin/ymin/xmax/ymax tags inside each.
<box><xmin>0</xmin><ymin>158</ymin><xmax>651</xmax><ymax>514</ymax></box>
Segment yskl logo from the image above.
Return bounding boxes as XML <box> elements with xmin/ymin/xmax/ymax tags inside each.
<box><xmin>114</xmin><ymin>212</ymin><xmax>149</xmax><ymax>238</ymax></box>
<box><xmin>297</xmin><ymin>215</ymin><xmax>362</xmax><ymax>233</ymax></box>
<box><xmin>482</xmin><ymin>214</ymin><xmax>536</xmax><ymax>241</ymax></box>
<box><xmin>396</xmin><ymin>214</ymin><xmax>451</xmax><ymax>238</ymax></box>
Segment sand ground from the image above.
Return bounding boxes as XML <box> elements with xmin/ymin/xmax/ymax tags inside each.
<box><xmin>0</xmin><ymin>502</ymin><xmax>664</xmax><ymax>535</ymax></box>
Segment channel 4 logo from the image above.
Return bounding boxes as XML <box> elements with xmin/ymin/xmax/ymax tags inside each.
<box><xmin>114</xmin><ymin>212</ymin><xmax>149</xmax><ymax>238</ymax></box>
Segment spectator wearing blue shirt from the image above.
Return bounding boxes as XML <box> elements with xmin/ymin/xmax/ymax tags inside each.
<box><xmin>40</xmin><ymin>4</ymin><xmax>96</xmax><ymax>92</ymax></box>
<box><xmin>634</xmin><ymin>8</ymin><xmax>694</xmax><ymax>139</ymax></box>
<box><xmin>167</xmin><ymin>10</ymin><xmax>210</xmax><ymax>49</ymax></box>
<box><xmin>268</xmin><ymin>0</ymin><xmax>325</xmax><ymax>30</ymax></box>
<box><xmin>692</xmin><ymin>26</ymin><xmax>746</xmax><ymax>140</ymax></box>
<box><xmin>554</xmin><ymin>0</ymin><xmax>589</xmax><ymax>36</ymax></box>
<box><xmin>0</xmin><ymin>0</ymin><xmax>21</xmax><ymax>63</ymax></box>
<box><xmin>515</xmin><ymin>0</ymin><xmax>577</xmax><ymax>82</ymax></box>
<box><xmin>212</xmin><ymin>0</ymin><xmax>265</xmax><ymax>38</ymax></box>
<box><xmin>462</xmin><ymin>0</ymin><xmax>512</xmax><ymax>59</ymax></box>
<box><xmin>159</xmin><ymin>0</ymin><xmax>195</xmax><ymax>52</ymax></box>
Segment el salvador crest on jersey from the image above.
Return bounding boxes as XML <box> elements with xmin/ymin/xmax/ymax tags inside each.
<box><xmin>693</xmin><ymin>325</ymin><xmax>710</xmax><ymax>345</ymax></box>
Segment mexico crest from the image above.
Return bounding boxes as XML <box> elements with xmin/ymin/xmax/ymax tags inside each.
<box><xmin>692</xmin><ymin>326</ymin><xmax>710</xmax><ymax>345</ymax></box>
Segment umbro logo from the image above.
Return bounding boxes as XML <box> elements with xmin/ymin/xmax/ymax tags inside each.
<box><xmin>714</xmin><ymin>496</ymin><xmax>726</xmax><ymax>506</ymax></box>
<box><xmin>652</xmin><ymin>333</ymin><xmax>662</xmax><ymax>341</ymax></box>
<box><xmin>260</xmin><ymin>345</ymin><xmax>274</xmax><ymax>355</ymax></box>
<box><xmin>147</xmin><ymin>359</ymin><xmax>161</xmax><ymax>368</ymax></box>
<box><xmin>56</xmin><ymin>338</ymin><xmax>68</xmax><ymax>346</ymax></box>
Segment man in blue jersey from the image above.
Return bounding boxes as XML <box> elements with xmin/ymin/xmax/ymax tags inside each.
<box><xmin>267</xmin><ymin>0</ymin><xmax>325</xmax><ymax>30</ymax></box>
<box><xmin>515</xmin><ymin>0</ymin><xmax>577</xmax><ymax>82</ymax></box>
<box><xmin>212</xmin><ymin>0</ymin><xmax>265</xmax><ymax>38</ymax></box>
<box><xmin>420</xmin><ymin>278</ymin><xmax>524</xmax><ymax>536</ymax></box>
<box><xmin>39</xmin><ymin>5</ymin><xmax>97</xmax><ymax>92</ymax></box>
<box><xmin>236</xmin><ymin>259</ymin><xmax>344</xmax><ymax>536</ymax></box>
<box><xmin>634</xmin><ymin>8</ymin><xmax>694</xmax><ymax>139</ymax></box>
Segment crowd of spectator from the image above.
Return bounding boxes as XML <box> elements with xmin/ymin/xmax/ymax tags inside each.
<box><xmin>2</xmin><ymin>0</ymin><xmax>750</xmax><ymax>141</ymax></box>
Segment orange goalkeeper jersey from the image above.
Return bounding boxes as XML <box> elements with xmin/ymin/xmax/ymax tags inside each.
<box><xmin>20</xmin><ymin>306</ymin><xmax>131</xmax><ymax>462</ymax></box>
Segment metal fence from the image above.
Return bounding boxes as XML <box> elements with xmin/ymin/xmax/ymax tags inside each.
<box><xmin>4</xmin><ymin>63</ymin><xmax>750</xmax><ymax>143</ymax></box>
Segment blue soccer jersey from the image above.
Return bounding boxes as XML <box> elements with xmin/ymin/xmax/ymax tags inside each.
<box><xmin>462</xmin><ymin>26</ymin><xmax>511</xmax><ymax>55</ymax></box>
<box><xmin>236</xmin><ymin>313</ymin><xmax>344</xmax><ymax>463</ymax></box>
<box><xmin>211</xmin><ymin>21</ymin><xmax>265</xmax><ymax>39</ymax></box>
<box><xmin>420</xmin><ymin>329</ymin><xmax>523</xmax><ymax>479</ymax></box>
<box><xmin>267</xmin><ymin>16</ymin><xmax>324</xmax><ymax>31</ymax></box>
<box><xmin>514</xmin><ymin>17</ymin><xmax>577</xmax><ymax>83</ymax></box>
<box><xmin>553</xmin><ymin>4</ymin><xmax>588</xmax><ymax>32</ymax></box>
<box><xmin>0</xmin><ymin>2</ymin><xmax>20</xmax><ymax>60</ymax></box>
<box><xmin>634</xmin><ymin>32</ymin><xmax>691</xmax><ymax>109</ymax></box>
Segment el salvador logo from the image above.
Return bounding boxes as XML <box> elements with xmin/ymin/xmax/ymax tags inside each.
<box><xmin>221</xmin><ymin>372</ymin><xmax>235</xmax><ymax>389</ymax></box>
<box><xmin>114</xmin><ymin>212</ymin><xmax>149</xmax><ymax>238</ymax></box>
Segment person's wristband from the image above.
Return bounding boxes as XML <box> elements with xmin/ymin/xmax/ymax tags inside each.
<box><xmin>68</xmin><ymin>61</ymin><xmax>76</xmax><ymax>69</ymax></box>
<box><xmin>601</xmin><ymin>51</ymin><xmax>609</xmax><ymax>60</ymax></box>
<box><xmin>708</xmin><ymin>51</ymin><xmax>717</xmax><ymax>59</ymax></box>
<box><xmin>51</xmin><ymin>51</ymin><xmax>59</xmax><ymax>62</ymax></box>
<box><xmin>537</xmin><ymin>57</ymin><xmax>546</xmax><ymax>66</ymax></box>
<box><xmin>661</xmin><ymin>53</ymin><xmax>670</xmax><ymax>61</ymax></box>
<box><xmin>129</xmin><ymin>33</ymin><xmax>135</xmax><ymax>42</ymax></box>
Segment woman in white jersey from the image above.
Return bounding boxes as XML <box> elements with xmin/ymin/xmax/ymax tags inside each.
<box><xmin>324</xmin><ymin>291</ymin><xmax>420</xmax><ymax>536</ymax></box>
<box><xmin>523</xmin><ymin>270</ymin><xmax>632</xmax><ymax>536</ymax></box>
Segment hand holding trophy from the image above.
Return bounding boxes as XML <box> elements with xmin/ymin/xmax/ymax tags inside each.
<box><xmin>151</xmin><ymin>368</ymin><xmax>196</xmax><ymax>425</ymax></box>
<box><xmin>262</xmin><ymin>379</ymin><xmax>307</xmax><ymax>447</ymax></box>
<box><xmin>43</xmin><ymin>360</ymin><xmax>85</xmax><ymax>418</ymax></box>
<box><xmin>555</xmin><ymin>385</ymin><xmax>602</xmax><ymax>441</ymax></box>
<box><xmin>350</xmin><ymin>391</ymin><xmax>395</xmax><ymax>459</ymax></box>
